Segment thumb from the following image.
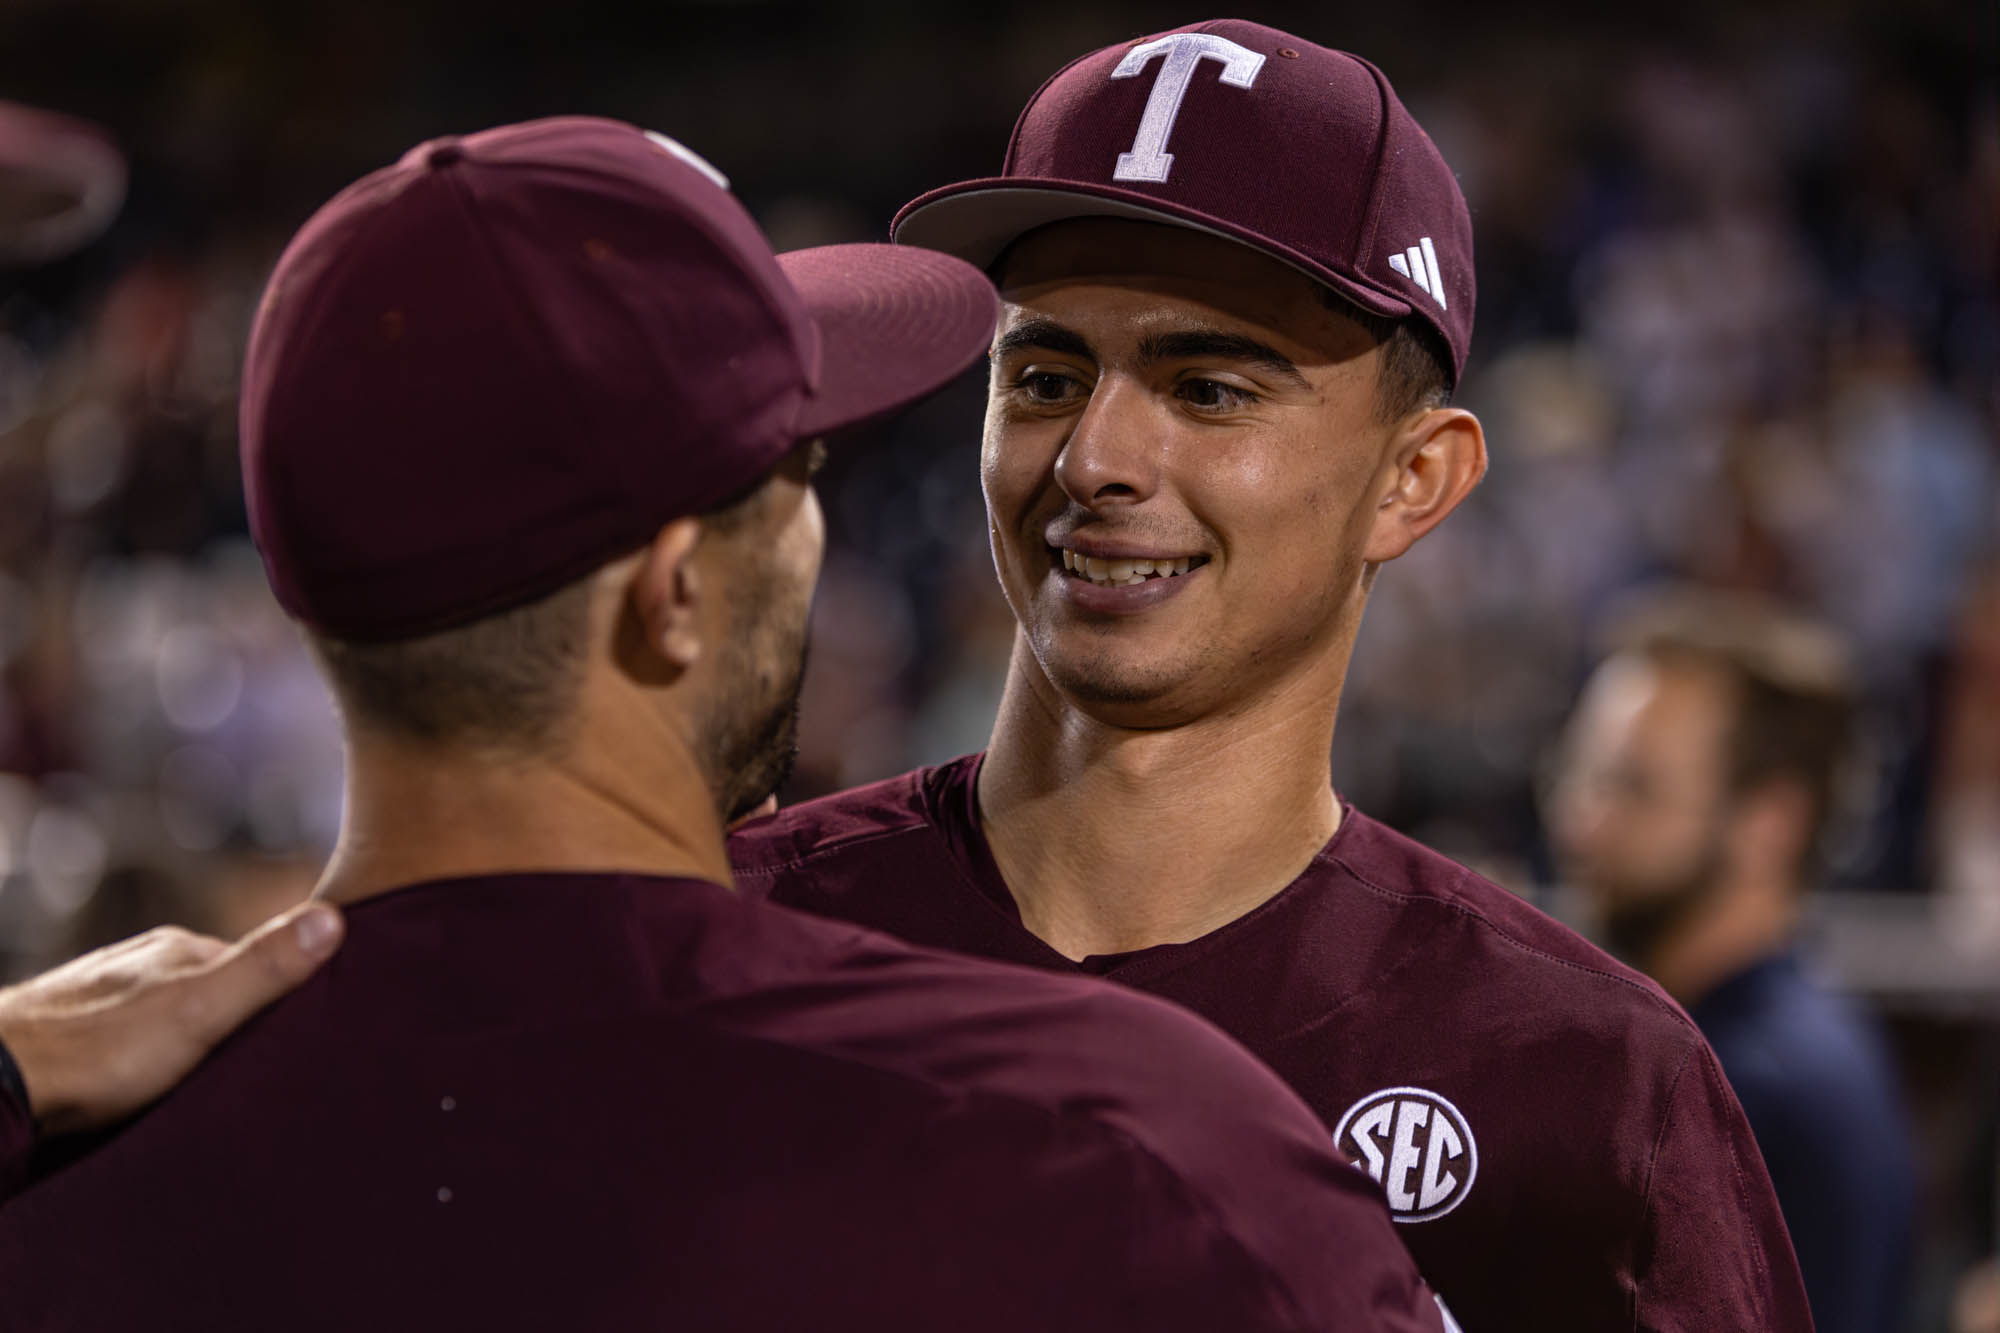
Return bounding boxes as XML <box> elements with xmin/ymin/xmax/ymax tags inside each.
<box><xmin>176</xmin><ymin>901</ymin><xmax>345</xmax><ymax>1046</ymax></box>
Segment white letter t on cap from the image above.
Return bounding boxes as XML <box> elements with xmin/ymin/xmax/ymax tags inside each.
<box><xmin>1110</xmin><ymin>33</ymin><xmax>1266</xmax><ymax>184</ymax></box>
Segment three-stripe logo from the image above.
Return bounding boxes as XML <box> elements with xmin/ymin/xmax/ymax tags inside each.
<box><xmin>1387</xmin><ymin>237</ymin><xmax>1447</xmax><ymax>310</ymax></box>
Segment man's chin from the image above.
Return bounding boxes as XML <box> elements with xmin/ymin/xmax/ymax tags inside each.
<box><xmin>1597</xmin><ymin>878</ymin><xmax>1719</xmax><ymax>964</ymax></box>
<box><xmin>718</xmin><ymin>707</ymin><xmax>800</xmax><ymax>824</ymax></box>
<box><xmin>1037</xmin><ymin>656</ymin><xmax>1214</xmax><ymax>727</ymax></box>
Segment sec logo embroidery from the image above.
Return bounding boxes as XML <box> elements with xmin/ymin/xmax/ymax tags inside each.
<box><xmin>1332</xmin><ymin>1086</ymin><xmax>1478</xmax><ymax>1223</ymax></box>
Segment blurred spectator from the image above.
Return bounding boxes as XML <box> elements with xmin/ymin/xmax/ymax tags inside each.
<box><xmin>1547</xmin><ymin>587</ymin><xmax>1916</xmax><ymax>1333</ymax></box>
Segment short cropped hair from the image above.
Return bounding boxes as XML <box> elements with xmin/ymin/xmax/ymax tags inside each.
<box><xmin>1603</xmin><ymin>587</ymin><xmax>1856</xmax><ymax>866</ymax></box>
<box><xmin>312</xmin><ymin>483</ymin><xmax>772</xmax><ymax>753</ymax></box>
<box><xmin>1321</xmin><ymin>292</ymin><xmax>1453</xmax><ymax>423</ymax></box>
<box><xmin>310</xmin><ymin>577</ymin><xmax>596</xmax><ymax>754</ymax></box>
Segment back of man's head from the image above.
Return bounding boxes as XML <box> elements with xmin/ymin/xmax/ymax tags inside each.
<box><xmin>241</xmin><ymin>118</ymin><xmax>996</xmax><ymax>779</ymax></box>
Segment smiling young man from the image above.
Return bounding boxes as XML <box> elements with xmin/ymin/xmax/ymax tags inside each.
<box><xmin>731</xmin><ymin>21</ymin><xmax>1814</xmax><ymax>1332</ymax></box>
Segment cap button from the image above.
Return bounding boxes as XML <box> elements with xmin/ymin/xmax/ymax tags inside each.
<box><xmin>426</xmin><ymin>141</ymin><xmax>465</xmax><ymax>168</ymax></box>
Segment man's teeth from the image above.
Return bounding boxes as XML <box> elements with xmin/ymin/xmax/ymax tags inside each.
<box><xmin>1059</xmin><ymin>549</ymin><xmax>1197</xmax><ymax>587</ymax></box>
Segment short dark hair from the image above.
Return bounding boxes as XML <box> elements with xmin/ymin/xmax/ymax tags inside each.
<box><xmin>1320</xmin><ymin>291</ymin><xmax>1453</xmax><ymax>423</ymax></box>
<box><xmin>1606</xmin><ymin>588</ymin><xmax>1855</xmax><ymax>868</ymax></box>
<box><xmin>310</xmin><ymin>576</ymin><xmax>596</xmax><ymax>754</ymax></box>
<box><xmin>310</xmin><ymin>483</ymin><xmax>778</xmax><ymax>754</ymax></box>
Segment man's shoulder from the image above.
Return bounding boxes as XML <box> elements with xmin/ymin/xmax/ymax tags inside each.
<box><xmin>729</xmin><ymin>760</ymin><xmax>960</xmax><ymax>876</ymax></box>
<box><xmin>0</xmin><ymin>886</ymin><xmax>1312</xmax><ymax>1231</ymax></box>
<box><xmin>756</xmin><ymin>908</ymin><xmax>1305</xmax><ymax>1135</ymax></box>
<box><xmin>770</xmin><ymin>933</ymin><xmax>1435</xmax><ymax>1329</ymax></box>
<box><xmin>1324</xmin><ymin>807</ymin><xmax>1696</xmax><ymax>1041</ymax></box>
<box><xmin>0</xmin><ymin>895</ymin><xmax>1414</xmax><ymax>1331</ymax></box>
<box><xmin>1697</xmin><ymin>956</ymin><xmax>1905</xmax><ymax>1118</ymax></box>
<box><xmin>725</xmin><ymin>760</ymin><xmax>1010</xmax><ymax>950</ymax></box>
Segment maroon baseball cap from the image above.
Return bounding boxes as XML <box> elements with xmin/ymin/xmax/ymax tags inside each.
<box><xmin>243</xmin><ymin>116</ymin><xmax>998</xmax><ymax>641</ymax></box>
<box><xmin>893</xmin><ymin>19</ymin><xmax>1473</xmax><ymax>383</ymax></box>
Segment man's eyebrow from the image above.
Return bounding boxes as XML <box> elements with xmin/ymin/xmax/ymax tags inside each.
<box><xmin>1138</xmin><ymin>330</ymin><xmax>1309</xmax><ymax>389</ymax></box>
<box><xmin>992</xmin><ymin>318</ymin><xmax>1096</xmax><ymax>362</ymax></box>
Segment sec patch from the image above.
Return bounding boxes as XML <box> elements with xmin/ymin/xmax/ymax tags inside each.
<box><xmin>1333</xmin><ymin>1086</ymin><xmax>1478</xmax><ymax>1223</ymax></box>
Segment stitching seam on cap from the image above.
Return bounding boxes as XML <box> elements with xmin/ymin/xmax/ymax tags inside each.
<box><xmin>251</xmin><ymin>165</ymin><xmax>445</xmax><ymax>613</ymax></box>
<box><xmin>475</xmin><ymin>154</ymin><xmax>808</xmax><ymax>519</ymax></box>
<box><xmin>432</xmin><ymin>157</ymin><xmax>593</xmax><ymax>457</ymax></box>
<box><xmin>1351</xmin><ymin>57</ymin><xmax>1397</xmax><ymax>278</ymax></box>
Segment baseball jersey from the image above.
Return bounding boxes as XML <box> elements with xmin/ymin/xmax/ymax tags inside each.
<box><xmin>732</xmin><ymin>755</ymin><xmax>1816</xmax><ymax>1333</ymax></box>
<box><xmin>0</xmin><ymin>870</ymin><xmax>1443</xmax><ymax>1332</ymax></box>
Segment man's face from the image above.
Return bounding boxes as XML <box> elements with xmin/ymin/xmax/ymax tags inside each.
<box><xmin>701</xmin><ymin>442</ymin><xmax>824</xmax><ymax>822</ymax></box>
<box><xmin>982</xmin><ymin>219</ymin><xmax>1403</xmax><ymax>725</ymax></box>
<box><xmin>1549</xmin><ymin>654</ymin><xmax>1736</xmax><ymax>956</ymax></box>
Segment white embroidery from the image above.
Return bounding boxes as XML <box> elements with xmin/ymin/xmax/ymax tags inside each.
<box><xmin>1108</xmin><ymin>32</ymin><xmax>1266</xmax><ymax>184</ymax></box>
<box><xmin>644</xmin><ymin>130</ymin><xmax>730</xmax><ymax>191</ymax></box>
<box><xmin>1387</xmin><ymin>236</ymin><xmax>1448</xmax><ymax>310</ymax></box>
<box><xmin>1332</xmin><ymin>1085</ymin><xmax>1478</xmax><ymax>1223</ymax></box>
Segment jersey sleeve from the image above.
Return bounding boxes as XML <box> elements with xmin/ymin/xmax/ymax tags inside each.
<box><xmin>1046</xmin><ymin>989</ymin><xmax>1449</xmax><ymax>1332</ymax></box>
<box><xmin>1068</xmin><ymin>1125</ymin><xmax>1447</xmax><ymax>1333</ymax></box>
<box><xmin>1636</xmin><ymin>1041</ymin><xmax>1814</xmax><ymax>1332</ymax></box>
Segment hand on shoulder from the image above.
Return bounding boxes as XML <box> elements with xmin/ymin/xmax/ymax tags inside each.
<box><xmin>0</xmin><ymin>901</ymin><xmax>343</xmax><ymax>1136</ymax></box>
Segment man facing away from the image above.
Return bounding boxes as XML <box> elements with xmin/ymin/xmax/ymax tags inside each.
<box><xmin>728</xmin><ymin>21</ymin><xmax>1815</xmax><ymax>1332</ymax></box>
<box><xmin>1551</xmin><ymin>588</ymin><xmax>1917</xmax><ymax>1333</ymax></box>
<box><xmin>0</xmin><ymin>116</ymin><xmax>1447</xmax><ymax>1332</ymax></box>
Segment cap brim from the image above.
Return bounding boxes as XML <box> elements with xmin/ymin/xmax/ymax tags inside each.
<box><xmin>778</xmin><ymin>243</ymin><xmax>998</xmax><ymax>440</ymax></box>
<box><xmin>894</xmin><ymin>178</ymin><xmax>1417</xmax><ymax>326</ymax></box>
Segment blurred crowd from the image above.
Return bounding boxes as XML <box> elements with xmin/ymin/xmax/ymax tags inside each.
<box><xmin>0</xmin><ymin>0</ymin><xmax>1991</xmax><ymax>1324</ymax></box>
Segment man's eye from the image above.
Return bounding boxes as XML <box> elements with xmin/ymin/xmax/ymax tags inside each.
<box><xmin>1177</xmin><ymin>378</ymin><xmax>1259</xmax><ymax>411</ymax></box>
<box><xmin>1012</xmin><ymin>370</ymin><xmax>1086</xmax><ymax>404</ymax></box>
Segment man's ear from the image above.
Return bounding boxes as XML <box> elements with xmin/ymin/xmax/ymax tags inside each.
<box><xmin>627</xmin><ymin>517</ymin><xmax>707</xmax><ymax>672</ymax></box>
<box><xmin>1363</xmin><ymin>408</ymin><xmax>1487</xmax><ymax>564</ymax></box>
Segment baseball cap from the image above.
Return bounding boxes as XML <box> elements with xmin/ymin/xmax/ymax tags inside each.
<box><xmin>892</xmin><ymin>19</ymin><xmax>1473</xmax><ymax>383</ymax></box>
<box><xmin>243</xmin><ymin>115</ymin><xmax>998</xmax><ymax>642</ymax></box>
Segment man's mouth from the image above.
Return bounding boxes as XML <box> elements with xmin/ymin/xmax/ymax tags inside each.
<box><xmin>1057</xmin><ymin>547</ymin><xmax>1211</xmax><ymax>589</ymax></box>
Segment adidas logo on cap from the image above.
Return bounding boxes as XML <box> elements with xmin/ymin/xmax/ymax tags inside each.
<box><xmin>1387</xmin><ymin>237</ymin><xmax>1447</xmax><ymax>310</ymax></box>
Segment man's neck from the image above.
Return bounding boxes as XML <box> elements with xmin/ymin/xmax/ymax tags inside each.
<box><xmin>977</xmin><ymin>650</ymin><xmax>1345</xmax><ymax>961</ymax></box>
<box><xmin>317</xmin><ymin>697</ymin><xmax>732</xmax><ymax>907</ymax></box>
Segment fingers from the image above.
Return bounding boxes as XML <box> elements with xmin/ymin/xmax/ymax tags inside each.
<box><xmin>70</xmin><ymin>927</ymin><xmax>228</xmax><ymax>1002</ymax></box>
<box><xmin>170</xmin><ymin>903</ymin><xmax>345</xmax><ymax>1050</ymax></box>
<box><xmin>0</xmin><ymin>901</ymin><xmax>345</xmax><ymax>1136</ymax></box>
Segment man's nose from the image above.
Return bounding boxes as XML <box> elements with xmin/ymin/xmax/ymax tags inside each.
<box><xmin>1052</xmin><ymin>376</ymin><xmax>1162</xmax><ymax>509</ymax></box>
<box><xmin>1548</xmin><ymin>769</ymin><xmax>1606</xmax><ymax>857</ymax></box>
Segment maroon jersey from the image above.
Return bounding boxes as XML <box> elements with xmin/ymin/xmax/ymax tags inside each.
<box><xmin>732</xmin><ymin>756</ymin><xmax>1815</xmax><ymax>1333</ymax></box>
<box><xmin>0</xmin><ymin>871</ymin><xmax>1442</xmax><ymax>1332</ymax></box>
